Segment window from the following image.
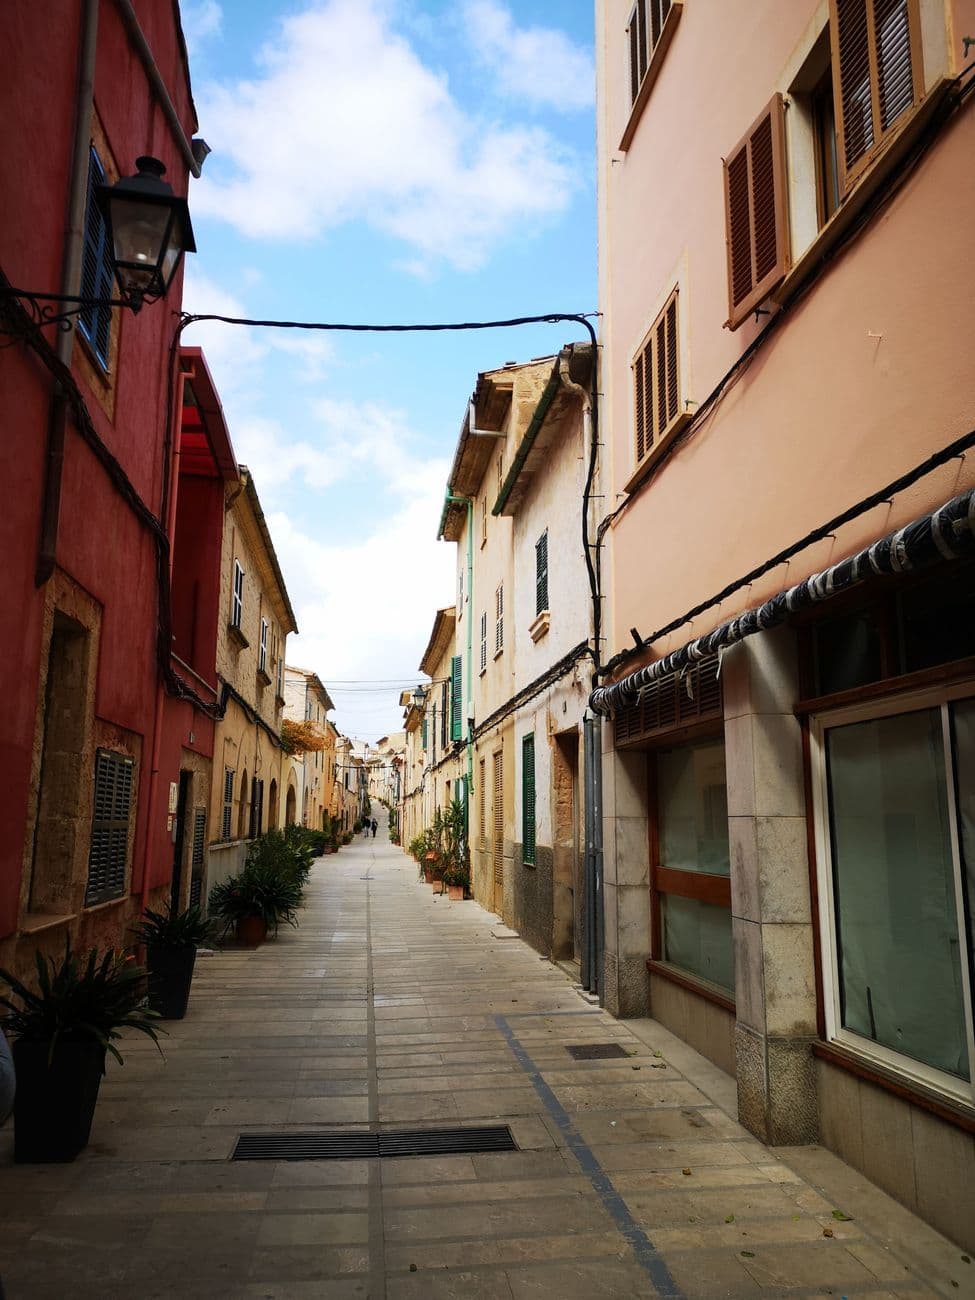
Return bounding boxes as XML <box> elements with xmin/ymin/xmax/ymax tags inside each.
<box><xmin>495</xmin><ymin>583</ymin><xmax>504</xmax><ymax>656</ymax></box>
<box><xmin>221</xmin><ymin>767</ymin><xmax>235</xmax><ymax>840</ymax></box>
<box><xmin>440</xmin><ymin>681</ymin><xmax>449</xmax><ymax>750</ymax></box>
<box><xmin>458</xmin><ymin>566</ymin><xmax>464</xmax><ymax>608</ymax></box>
<box><xmin>480</xmin><ymin>612</ymin><xmax>488</xmax><ymax>674</ymax></box>
<box><xmin>812</xmin><ymin>64</ymin><xmax>841</xmax><ymax>226</ymax></box>
<box><xmin>535</xmin><ymin>531</ymin><xmax>549</xmax><ymax>616</ymax></box>
<box><xmin>652</xmin><ymin>740</ymin><xmax>734</xmax><ymax>994</ymax></box>
<box><xmin>451</xmin><ymin>655</ymin><xmax>463</xmax><ymax>741</ymax></box>
<box><xmin>633</xmin><ymin>288</ymin><xmax>685</xmax><ymax>467</ymax></box>
<box><xmin>276</xmin><ymin>646</ymin><xmax>284</xmax><ymax>699</ymax></box>
<box><xmin>78</xmin><ymin>146</ymin><xmax>114</xmax><ymax>368</ymax></box>
<box><xmin>493</xmin><ymin>750</ymin><xmax>504</xmax><ymax>889</ymax></box>
<box><xmin>829</xmin><ymin>0</ymin><xmax>922</xmax><ymax>192</ymax></box>
<box><xmin>522</xmin><ymin>734</ymin><xmax>536</xmax><ymax>866</ymax></box>
<box><xmin>627</xmin><ymin>0</ymin><xmax>680</xmax><ymax>107</ymax></box>
<box><xmin>232</xmin><ymin>560</ymin><xmax>244</xmax><ymax>628</ymax></box>
<box><xmin>723</xmin><ymin>94</ymin><xmax>790</xmax><ymax>329</ymax></box>
<box><xmin>813</xmin><ymin>690</ymin><xmax>975</xmax><ymax>1102</ymax></box>
<box><xmin>259</xmin><ymin>618</ymin><xmax>269</xmax><ymax>673</ymax></box>
<box><xmin>479</xmin><ymin>758</ymin><xmax>486</xmax><ymax>847</ymax></box>
<box><xmin>421</xmin><ymin>715</ymin><xmax>428</xmax><ymax>751</ymax></box>
<box><xmin>85</xmin><ymin>749</ymin><xmax>134</xmax><ymax>906</ymax></box>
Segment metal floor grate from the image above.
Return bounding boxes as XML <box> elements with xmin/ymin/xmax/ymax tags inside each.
<box><xmin>566</xmin><ymin>1042</ymin><xmax>630</xmax><ymax>1060</ymax></box>
<box><xmin>232</xmin><ymin>1124</ymin><xmax>518</xmax><ymax>1161</ymax></box>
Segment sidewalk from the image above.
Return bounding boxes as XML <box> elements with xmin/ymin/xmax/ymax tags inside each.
<box><xmin>0</xmin><ymin>825</ymin><xmax>970</xmax><ymax>1298</ymax></box>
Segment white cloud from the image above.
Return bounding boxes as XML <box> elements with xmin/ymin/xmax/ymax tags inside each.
<box><xmin>461</xmin><ymin>0</ymin><xmax>594</xmax><ymax>110</ymax></box>
<box><xmin>181</xmin><ymin>0</ymin><xmax>222</xmax><ymax>55</ymax></box>
<box><xmin>191</xmin><ymin>0</ymin><xmax>576</xmax><ymax>269</ymax></box>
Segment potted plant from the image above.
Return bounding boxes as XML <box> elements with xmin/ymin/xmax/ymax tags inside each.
<box><xmin>0</xmin><ymin>942</ymin><xmax>161</xmax><ymax>1162</ymax></box>
<box><xmin>440</xmin><ymin>797</ymin><xmax>469</xmax><ymax>899</ymax></box>
<box><xmin>208</xmin><ymin>859</ymin><xmax>303</xmax><ymax>945</ymax></box>
<box><xmin>441</xmin><ymin>863</ymin><xmax>470</xmax><ymax>900</ymax></box>
<box><xmin>131</xmin><ymin>904</ymin><xmax>211</xmax><ymax>1020</ymax></box>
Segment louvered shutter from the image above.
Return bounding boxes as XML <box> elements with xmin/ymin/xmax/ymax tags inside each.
<box><xmin>831</xmin><ymin>0</ymin><xmax>920</xmax><ymax>191</ymax></box>
<box><xmin>493</xmin><ymin>750</ymin><xmax>504</xmax><ymax>887</ymax></box>
<box><xmin>221</xmin><ymin>767</ymin><xmax>234</xmax><ymax>840</ymax></box>
<box><xmin>78</xmin><ymin>147</ymin><xmax>114</xmax><ymax>367</ymax></box>
<box><xmin>189</xmin><ymin>809</ymin><xmax>206</xmax><ymax>907</ymax></box>
<box><xmin>535</xmin><ymin>532</ymin><xmax>549</xmax><ymax>616</ymax></box>
<box><xmin>450</xmin><ymin>655</ymin><xmax>463</xmax><ymax>740</ymax></box>
<box><xmin>440</xmin><ymin>681</ymin><xmax>449</xmax><ymax>749</ymax></box>
<box><xmin>495</xmin><ymin>584</ymin><xmax>504</xmax><ymax>654</ymax></box>
<box><xmin>421</xmin><ymin>716</ymin><xmax>428</xmax><ymax>751</ymax></box>
<box><xmin>479</xmin><ymin>612</ymin><xmax>487</xmax><ymax>673</ymax></box>
<box><xmin>478</xmin><ymin>758</ymin><xmax>486</xmax><ymax>846</ymax></box>
<box><xmin>633</xmin><ymin>288</ymin><xmax>682</xmax><ymax>466</ymax></box>
<box><xmin>723</xmin><ymin>94</ymin><xmax>790</xmax><ymax>329</ymax></box>
<box><xmin>522</xmin><ymin>735</ymin><xmax>536</xmax><ymax>866</ymax></box>
<box><xmin>85</xmin><ymin>750</ymin><xmax>134</xmax><ymax>905</ymax></box>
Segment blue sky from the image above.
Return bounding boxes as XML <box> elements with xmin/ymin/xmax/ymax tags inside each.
<box><xmin>179</xmin><ymin>0</ymin><xmax>596</xmax><ymax>739</ymax></box>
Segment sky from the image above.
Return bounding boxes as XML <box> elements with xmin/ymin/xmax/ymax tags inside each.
<box><xmin>178</xmin><ymin>0</ymin><xmax>597</xmax><ymax>740</ymax></box>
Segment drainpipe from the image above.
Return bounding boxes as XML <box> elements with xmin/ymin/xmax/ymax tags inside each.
<box><xmin>444</xmin><ymin>493</ymin><xmax>474</xmax><ymax>844</ymax></box>
<box><xmin>35</xmin><ymin>0</ymin><xmax>99</xmax><ymax>587</ymax></box>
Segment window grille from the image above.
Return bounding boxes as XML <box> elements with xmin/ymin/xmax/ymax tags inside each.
<box><xmin>85</xmin><ymin>749</ymin><xmax>134</xmax><ymax>906</ymax></box>
<box><xmin>222</xmin><ymin>767</ymin><xmax>235</xmax><ymax>839</ymax></box>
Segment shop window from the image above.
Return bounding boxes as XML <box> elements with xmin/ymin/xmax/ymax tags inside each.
<box><xmin>814</xmin><ymin>692</ymin><xmax>975</xmax><ymax>1100</ymax></box>
<box><xmin>652</xmin><ymin>740</ymin><xmax>734</xmax><ymax>994</ymax></box>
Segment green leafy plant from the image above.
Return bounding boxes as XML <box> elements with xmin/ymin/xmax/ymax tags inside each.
<box><xmin>208</xmin><ymin>860</ymin><xmax>303</xmax><ymax>934</ymax></box>
<box><xmin>0</xmin><ymin>941</ymin><xmax>161</xmax><ymax>1066</ymax></box>
<box><xmin>441</xmin><ymin>796</ymin><xmax>468</xmax><ymax>878</ymax></box>
<box><xmin>131</xmin><ymin>904</ymin><xmax>212</xmax><ymax>949</ymax></box>
<box><xmin>249</xmin><ymin>828</ymin><xmax>311</xmax><ymax>888</ymax></box>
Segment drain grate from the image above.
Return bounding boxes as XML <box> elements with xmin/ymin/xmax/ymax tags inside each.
<box><xmin>566</xmin><ymin>1042</ymin><xmax>630</xmax><ymax>1060</ymax></box>
<box><xmin>232</xmin><ymin>1124</ymin><xmax>518</xmax><ymax>1161</ymax></box>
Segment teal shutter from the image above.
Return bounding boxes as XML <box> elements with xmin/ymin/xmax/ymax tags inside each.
<box><xmin>421</xmin><ymin>717</ymin><xmax>428</xmax><ymax>750</ymax></box>
<box><xmin>535</xmin><ymin>531</ymin><xmax>549</xmax><ymax>615</ymax></box>
<box><xmin>450</xmin><ymin>655</ymin><xmax>463</xmax><ymax>741</ymax></box>
<box><xmin>522</xmin><ymin>734</ymin><xmax>536</xmax><ymax>866</ymax></box>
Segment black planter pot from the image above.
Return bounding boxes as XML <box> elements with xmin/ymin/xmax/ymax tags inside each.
<box><xmin>13</xmin><ymin>1038</ymin><xmax>106</xmax><ymax>1163</ymax></box>
<box><xmin>146</xmin><ymin>944</ymin><xmax>197</xmax><ymax>1019</ymax></box>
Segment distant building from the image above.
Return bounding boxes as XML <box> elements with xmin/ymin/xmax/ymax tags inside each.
<box><xmin>283</xmin><ymin>667</ymin><xmax>335</xmax><ymax>833</ymax></box>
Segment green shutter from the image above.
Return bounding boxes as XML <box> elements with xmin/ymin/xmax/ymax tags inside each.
<box><xmin>422</xmin><ymin>716</ymin><xmax>428</xmax><ymax>750</ymax></box>
<box><xmin>535</xmin><ymin>531</ymin><xmax>549</xmax><ymax>616</ymax></box>
<box><xmin>522</xmin><ymin>734</ymin><xmax>536</xmax><ymax>866</ymax></box>
<box><xmin>450</xmin><ymin>655</ymin><xmax>463</xmax><ymax>741</ymax></box>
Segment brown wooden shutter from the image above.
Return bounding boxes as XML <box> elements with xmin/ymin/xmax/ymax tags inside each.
<box><xmin>830</xmin><ymin>0</ymin><xmax>921</xmax><ymax>192</ymax></box>
<box><xmin>493</xmin><ymin>750</ymin><xmax>504</xmax><ymax>888</ymax></box>
<box><xmin>632</xmin><ymin>288</ymin><xmax>682</xmax><ymax>468</ymax></box>
<box><xmin>723</xmin><ymin>93</ymin><xmax>790</xmax><ymax>329</ymax></box>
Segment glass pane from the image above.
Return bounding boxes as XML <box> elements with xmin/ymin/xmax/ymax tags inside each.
<box><xmin>826</xmin><ymin>709</ymin><xmax>968</xmax><ymax>1079</ymax></box>
<box><xmin>662</xmin><ymin>895</ymin><xmax>734</xmax><ymax>992</ymax></box>
<box><xmin>899</xmin><ymin>566</ymin><xmax>975</xmax><ymax>674</ymax></box>
<box><xmin>658</xmin><ymin>742</ymin><xmax>729</xmax><ymax>875</ymax></box>
<box><xmin>814</xmin><ymin>608</ymin><xmax>883</xmax><ymax>695</ymax></box>
<box><xmin>950</xmin><ymin>698</ymin><xmax>975</xmax><ymax>1034</ymax></box>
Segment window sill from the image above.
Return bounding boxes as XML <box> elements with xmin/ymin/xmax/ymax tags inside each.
<box><xmin>275</xmin><ymin>694</ymin><xmax>286</xmax><ymax>709</ymax></box>
<box><xmin>493</xmin><ymin>647</ymin><xmax>504</xmax><ymax>661</ymax></box>
<box><xmin>647</xmin><ymin>958</ymin><xmax>736</xmax><ymax>1015</ymax></box>
<box><xmin>228</xmin><ymin>623</ymin><xmax>249</xmax><ymax>650</ymax></box>
<box><xmin>256</xmin><ymin>667</ymin><xmax>272</xmax><ymax>687</ymax></box>
<box><xmin>529</xmin><ymin>610</ymin><xmax>550</xmax><ymax>642</ymax></box>
<box><xmin>20</xmin><ymin>911</ymin><xmax>75</xmax><ymax>936</ymax></box>
<box><xmin>621</xmin><ymin>411</ymin><xmax>693</xmax><ymax>497</ymax></box>
<box><xmin>812</xmin><ymin>1040</ymin><xmax>975</xmax><ymax>1136</ymax></box>
<box><xmin>619</xmin><ymin>1</ymin><xmax>683</xmax><ymax>152</ymax></box>
<box><xmin>774</xmin><ymin>76</ymin><xmax>954</xmax><ymax>311</ymax></box>
<box><xmin>83</xmin><ymin>895</ymin><xmax>128</xmax><ymax>916</ymax></box>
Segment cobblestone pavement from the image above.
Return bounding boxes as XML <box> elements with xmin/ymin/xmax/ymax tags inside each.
<box><xmin>1</xmin><ymin>825</ymin><xmax>971</xmax><ymax>1298</ymax></box>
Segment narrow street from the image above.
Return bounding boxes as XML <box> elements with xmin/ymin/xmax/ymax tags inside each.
<box><xmin>0</xmin><ymin>826</ymin><xmax>967</xmax><ymax>1299</ymax></box>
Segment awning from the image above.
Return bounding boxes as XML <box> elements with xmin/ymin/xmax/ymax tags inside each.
<box><xmin>590</xmin><ymin>488</ymin><xmax>975</xmax><ymax>716</ymax></box>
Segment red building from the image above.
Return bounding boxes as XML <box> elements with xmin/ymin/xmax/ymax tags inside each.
<box><xmin>0</xmin><ymin>2</ymin><xmax>208</xmax><ymax>975</ymax></box>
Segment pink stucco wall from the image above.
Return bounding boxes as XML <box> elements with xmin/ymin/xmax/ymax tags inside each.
<box><xmin>597</xmin><ymin>0</ymin><xmax>975</xmax><ymax>670</ymax></box>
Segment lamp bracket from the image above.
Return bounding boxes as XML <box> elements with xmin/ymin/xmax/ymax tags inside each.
<box><xmin>0</xmin><ymin>286</ymin><xmax>132</xmax><ymax>338</ymax></box>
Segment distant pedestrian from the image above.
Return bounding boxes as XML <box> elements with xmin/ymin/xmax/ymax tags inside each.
<box><xmin>371</xmin><ymin>818</ymin><xmax>377</xmax><ymax>837</ymax></box>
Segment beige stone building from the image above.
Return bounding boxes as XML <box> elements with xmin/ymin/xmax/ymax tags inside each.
<box><xmin>206</xmin><ymin>467</ymin><xmax>297</xmax><ymax>894</ymax></box>
<box><xmin>283</xmin><ymin>666</ymin><xmax>336</xmax><ymax>832</ymax></box>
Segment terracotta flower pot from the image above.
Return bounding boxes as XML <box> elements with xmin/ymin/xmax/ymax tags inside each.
<box><xmin>236</xmin><ymin>915</ymin><xmax>268</xmax><ymax>946</ymax></box>
<box><xmin>447</xmin><ymin>883</ymin><xmax>464</xmax><ymax>901</ymax></box>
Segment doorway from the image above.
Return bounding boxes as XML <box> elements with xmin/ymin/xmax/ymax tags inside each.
<box><xmin>552</xmin><ymin>730</ymin><xmax>581</xmax><ymax>965</ymax></box>
<box><xmin>170</xmin><ymin>769</ymin><xmax>192</xmax><ymax>912</ymax></box>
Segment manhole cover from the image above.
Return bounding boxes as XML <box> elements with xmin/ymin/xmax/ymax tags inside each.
<box><xmin>566</xmin><ymin>1043</ymin><xmax>630</xmax><ymax>1060</ymax></box>
<box><xmin>232</xmin><ymin>1124</ymin><xmax>518</xmax><ymax>1161</ymax></box>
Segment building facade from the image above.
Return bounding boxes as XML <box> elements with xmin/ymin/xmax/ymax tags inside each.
<box><xmin>0</xmin><ymin>1</ymin><xmax>202</xmax><ymax>975</ymax></box>
<box><xmin>283</xmin><ymin>667</ymin><xmax>335</xmax><ymax>832</ymax></box>
<box><xmin>595</xmin><ymin>0</ymin><xmax>975</xmax><ymax>1247</ymax></box>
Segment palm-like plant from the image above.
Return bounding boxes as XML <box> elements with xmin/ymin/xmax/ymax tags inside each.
<box><xmin>131</xmin><ymin>904</ymin><xmax>212</xmax><ymax>949</ymax></box>
<box><xmin>0</xmin><ymin>942</ymin><xmax>161</xmax><ymax>1066</ymax></box>
<box><xmin>208</xmin><ymin>860</ymin><xmax>303</xmax><ymax>934</ymax></box>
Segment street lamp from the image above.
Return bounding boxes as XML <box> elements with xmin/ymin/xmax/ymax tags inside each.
<box><xmin>0</xmin><ymin>154</ymin><xmax>195</xmax><ymax>330</ymax></box>
<box><xmin>97</xmin><ymin>156</ymin><xmax>196</xmax><ymax>312</ymax></box>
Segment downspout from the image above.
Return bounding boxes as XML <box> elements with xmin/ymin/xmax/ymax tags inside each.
<box><xmin>445</xmin><ymin>493</ymin><xmax>474</xmax><ymax>848</ymax></box>
<box><xmin>36</xmin><ymin>0</ymin><xmax>99</xmax><ymax>587</ymax></box>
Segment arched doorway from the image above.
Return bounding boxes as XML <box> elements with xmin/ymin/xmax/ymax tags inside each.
<box><xmin>285</xmin><ymin>781</ymin><xmax>297</xmax><ymax>827</ymax></box>
<box><xmin>268</xmin><ymin>778</ymin><xmax>279</xmax><ymax>829</ymax></box>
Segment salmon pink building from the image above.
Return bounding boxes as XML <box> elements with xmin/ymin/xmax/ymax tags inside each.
<box><xmin>594</xmin><ymin>0</ymin><xmax>975</xmax><ymax>1247</ymax></box>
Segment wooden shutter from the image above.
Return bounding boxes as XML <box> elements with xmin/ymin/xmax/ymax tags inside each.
<box><xmin>85</xmin><ymin>750</ymin><xmax>133</xmax><ymax>906</ymax></box>
<box><xmin>421</xmin><ymin>716</ymin><xmax>428</xmax><ymax>751</ymax></box>
<box><xmin>535</xmin><ymin>532</ymin><xmax>549</xmax><ymax>616</ymax></box>
<box><xmin>495</xmin><ymin>584</ymin><xmax>504</xmax><ymax>654</ymax></box>
<box><xmin>830</xmin><ymin>0</ymin><xmax>921</xmax><ymax>191</ymax></box>
<box><xmin>189</xmin><ymin>809</ymin><xmax>206</xmax><ymax>907</ymax></box>
<box><xmin>522</xmin><ymin>735</ymin><xmax>536</xmax><ymax>866</ymax></box>
<box><xmin>221</xmin><ymin>767</ymin><xmax>234</xmax><ymax>840</ymax></box>
<box><xmin>480</xmin><ymin>613</ymin><xmax>487</xmax><ymax>672</ymax></box>
<box><xmin>79</xmin><ymin>147</ymin><xmax>113</xmax><ymax>366</ymax></box>
<box><xmin>478</xmin><ymin>758</ymin><xmax>486</xmax><ymax>846</ymax></box>
<box><xmin>493</xmin><ymin>750</ymin><xmax>504</xmax><ymax>887</ymax></box>
<box><xmin>450</xmin><ymin>655</ymin><xmax>463</xmax><ymax>741</ymax></box>
<box><xmin>724</xmin><ymin>94</ymin><xmax>791</xmax><ymax>329</ymax></box>
<box><xmin>440</xmin><ymin>681</ymin><xmax>449</xmax><ymax>749</ymax></box>
<box><xmin>633</xmin><ymin>288</ymin><xmax>682</xmax><ymax>465</ymax></box>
